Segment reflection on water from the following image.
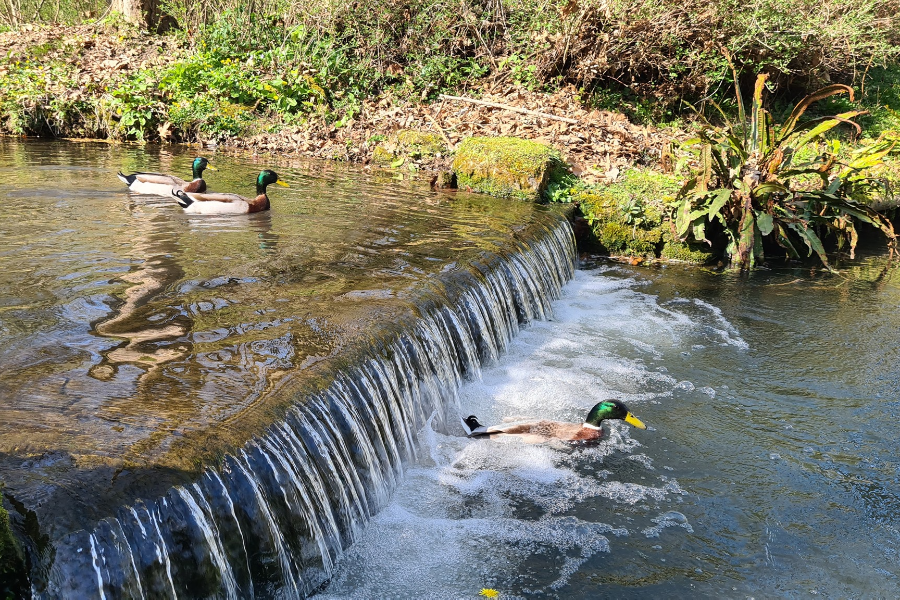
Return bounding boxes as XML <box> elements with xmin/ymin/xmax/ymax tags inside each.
<box><xmin>0</xmin><ymin>139</ymin><xmax>560</xmax><ymax>491</ymax></box>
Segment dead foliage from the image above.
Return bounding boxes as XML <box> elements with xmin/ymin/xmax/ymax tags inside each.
<box><xmin>229</xmin><ymin>85</ymin><xmax>670</xmax><ymax>184</ymax></box>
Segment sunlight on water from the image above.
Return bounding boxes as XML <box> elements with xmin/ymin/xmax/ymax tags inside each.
<box><xmin>319</xmin><ymin>260</ymin><xmax>900</xmax><ymax>598</ymax></box>
<box><xmin>318</xmin><ymin>267</ymin><xmax>740</xmax><ymax>598</ymax></box>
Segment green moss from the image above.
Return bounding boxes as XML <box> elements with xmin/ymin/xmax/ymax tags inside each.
<box><xmin>371</xmin><ymin>144</ymin><xmax>396</xmax><ymax>166</ymax></box>
<box><xmin>660</xmin><ymin>230</ymin><xmax>718</xmax><ymax>264</ymax></box>
<box><xmin>452</xmin><ymin>136</ymin><xmax>566</xmax><ymax>201</ymax></box>
<box><xmin>396</xmin><ymin>130</ymin><xmax>446</xmax><ymax>158</ymax></box>
<box><xmin>571</xmin><ymin>168</ymin><xmax>679</xmax><ymax>257</ymax></box>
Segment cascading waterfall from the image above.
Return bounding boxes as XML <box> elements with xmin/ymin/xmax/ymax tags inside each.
<box><xmin>38</xmin><ymin>218</ymin><xmax>576</xmax><ymax>599</ymax></box>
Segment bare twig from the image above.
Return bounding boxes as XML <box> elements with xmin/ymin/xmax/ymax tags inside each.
<box><xmin>438</xmin><ymin>93</ymin><xmax>579</xmax><ymax>124</ymax></box>
<box><xmin>425</xmin><ymin>111</ymin><xmax>453</xmax><ymax>149</ymax></box>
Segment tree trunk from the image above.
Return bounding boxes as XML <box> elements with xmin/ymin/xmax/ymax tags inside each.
<box><xmin>110</xmin><ymin>0</ymin><xmax>149</xmax><ymax>27</ymax></box>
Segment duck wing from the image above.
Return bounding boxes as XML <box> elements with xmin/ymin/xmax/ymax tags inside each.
<box><xmin>182</xmin><ymin>192</ymin><xmax>248</xmax><ymax>203</ymax></box>
<box><xmin>130</xmin><ymin>172</ymin><xmax>187</xmax><ymax>186</ymax></box>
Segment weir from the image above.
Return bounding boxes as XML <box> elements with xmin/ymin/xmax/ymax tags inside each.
<box><xmin>8</xmin><ymin>199</ymin><xmax>576</xmax><ymax>598</ymax></box>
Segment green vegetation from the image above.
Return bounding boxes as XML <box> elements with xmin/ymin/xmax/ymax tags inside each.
<box><xmin>671</xmin><ymin>74</ymin><xmax>897</xmax><ymax>271</ymax></box>
<box><xmin>1</xmin><ymin>0</ymin><xmax>898</xmax><ymax>141</ymax></box>
<box><xmin>453</xmin><ymin>137</ymin><xmax>567</xmax><ymax>200</ymax></box>
<box><xmin>560</xmin><ymin>169</ymin><xmax>713</xmax><ymax>260</ymax></box>
<box><xmin>1</xmin><ymin>0</ymin><xmax>899</xmax><ymax>267</ymax></box>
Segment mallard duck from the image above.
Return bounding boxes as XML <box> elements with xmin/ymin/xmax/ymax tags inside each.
<box><xmin>461</xmin><ymin>400</ymin><xmax>646</xmax><ymax>444</ymax></box>
<box><xmin>172</xmin><ymin>169</ymin><xmax>288</xmax><ymax>215</ymax></box>
<box><xmin>117</xmin><ymin>157</ymin><xmax>216</xmax><ymax>196</ymax></box>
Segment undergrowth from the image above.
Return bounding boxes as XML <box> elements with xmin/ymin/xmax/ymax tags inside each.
<box><xmin>1</xmin><ymin>0</ymin><xmax>899</xmax><ymax>142</ymax></box>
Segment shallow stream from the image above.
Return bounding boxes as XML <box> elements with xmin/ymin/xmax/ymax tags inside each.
<box><xmin>319</xmin><ymin>255</ymin><xmax>900</xmax><ymax>598</ymax></box>
<box><xmin>1</xmin><ymin>139</ymin><xmax>898</xmax><ymax>598</ymax></box>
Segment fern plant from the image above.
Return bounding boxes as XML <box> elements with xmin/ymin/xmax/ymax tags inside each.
<box><xmin>672</xmin><ymin>73</ymin><xmax>896</xmax><ymax>271</ymax></box>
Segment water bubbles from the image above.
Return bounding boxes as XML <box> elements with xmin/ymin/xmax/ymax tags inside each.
<box><xmin>675</xmin><ymin>381</ymin><xmax>695</xmax><ymax>392</ymax></box>
<box><xmin>642</xmin><ymin>511</ymin><xmax>694</xmax><ymax>538</ymax></box>
<box><xmin>698</xmin><ymin>386</ymin><xmax>716</xmax><ymax>398</ymax></box>
<box><xmin>769</xmin><ymin>453</ymin><xmax>781</xmax><ymax>460</ymax></box>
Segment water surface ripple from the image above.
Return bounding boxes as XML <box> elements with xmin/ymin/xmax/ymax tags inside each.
<box><xmin>0</xmin><ymin>140</ymin><xmax>570</xmax><ymax>547</ymax></box>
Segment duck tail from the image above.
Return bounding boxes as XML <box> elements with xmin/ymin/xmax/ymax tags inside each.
<box><xmin>173</xmin><ymin>188</ymin><xmax>193</xmax><ymax>208</ymax></box>
<box><xmin>461</xmin><ymin>415</ymin><xmax>489</xmax><ymax>437</ymax></box>
<box><xmin>117</xmin><ymin>172</ymin><xmax>136</xmax><ymax>186</ymax></box>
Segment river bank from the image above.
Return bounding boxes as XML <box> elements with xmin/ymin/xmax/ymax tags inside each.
<box><xmin>0</xmin><ymin>22</ymin><xmax>667</xmax><ymax>185</ymax></box>
<box><xmin>4</xmin><ymin>17</ymin><xmax>900</xmax><ymax>268</ymax></box>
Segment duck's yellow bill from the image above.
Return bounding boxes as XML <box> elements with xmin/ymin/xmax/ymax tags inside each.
<box><xmin>206</xmin><ymin>165</ymin><xmax>218</xmax><ymax>171</ymax></box>
<box><xmin>625</xmin><ymin>413</ymin><xmax>646</xmax><ymax>429</ymax></box>
<box><xmin>275</xmin><ymin>179</ymin><xmax>290</xmax><ymax>187</ymax></box>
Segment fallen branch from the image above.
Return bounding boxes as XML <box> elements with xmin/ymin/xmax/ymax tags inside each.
<box><xmin>425</xmin><ymin>111</ymin><xmax>453</xmax><ymax>149</ymax></box>
<box><xmin>438</xmin><ymin>94</ymin><xmax>579</xmax><ymax>124</ymax></box>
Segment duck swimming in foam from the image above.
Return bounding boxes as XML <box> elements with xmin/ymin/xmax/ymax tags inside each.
<box><xmin>118</xmin><ymin>157</ymin><xmax>216</xmax><ymax>196</ymax></box>
<box><xmin>461</xmin><ymin>399</ymin><xmax>646</xmax><ymax>444</ymax></box>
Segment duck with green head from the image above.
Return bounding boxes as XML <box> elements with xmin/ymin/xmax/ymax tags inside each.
<box><xmin>172</xmin><ymin>169</ymin><xmax>288</xmax><ymax>215</ymax></box>
<box><xmin>461</xmin><ymin>399</ymin><xmax>646</xmax><ymax>443</ymax></box>
<box><xmin>118</xmin><ymin>157</ymin><xmax>216</xmax><ymax>196</ymax></box>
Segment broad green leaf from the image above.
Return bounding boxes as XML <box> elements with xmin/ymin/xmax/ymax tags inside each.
<box><xmin>775</xmin><ymin>223</ymin><xmax>800</xmax><ymax>259</ymax></box>
<box><xmin>689</xmin><ymin>208</ymin><xmax>709</xmax><ymax>221</ymax></box>
<box><xmin>753</xmin><ymin>220</ymin><xmax>765</xmax><ymax>259</ymax></box>
<box><xmin>780</xmin><ymin>84</ymin><xmax>854</xmax><ymax>139</ymax></box>
<box><xmin>695</xmin><ymin>220</ymin><xmax>708</xmax><ymax>244</ymax></box>
<box><xmin>676</xmin><ymin>197</ymin><xmax>693</xmax><ymax>238</ymax></box>
<box><xmin>390</xmin><ymin>157</ymin><xmax>405</xmax><ymax>168</ymax></box>
<box><xmin>752</xmin><ymin>182</ymin><xmax>789</xmax><ymax>198</ymax></box>
<box><xmin>736</xmin><ymin>205</ymin><xmax>756</xmax><ymax>269</ymax></box>
<box><xmin>783</xmin><ymin>111</ymin><xmax>865</xmax><ymax>149</ymax></box>
<box><xmin>788</xmin><ymin>222</ymin><xmax>830</xmax><ymax>269</ymax></box>
<box><xmin>846</xmin><ymin>142</ymin><xmax>895</xmax><ymax>171</ymax></box>
<box><xmin>707</xmin><ymin>189</ymin><xmax>731</xmax><ymax>219</ymax></box>
<box><xmin>756</xmin><ymin>211</ymin><xmax>774</xmax><ymax>236</ymax></box>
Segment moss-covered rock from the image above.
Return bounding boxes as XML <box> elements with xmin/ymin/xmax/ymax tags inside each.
<box><xmin>396</xmin><ymin>130</ymin><xmax>445</xmax><ymax>159</ymax></box>
<box><xmin>371</xmin><ymin>144</ymin><xmax>396</xmax><ymax>166</ymax></box>
<box><xmin>452</xmin><ymin>136</ymin><xmax>566</xmax><ymax>201</ymax></box>
<box><xmin>660</xmin><ymin>229</ymin><xmax>718</xmax><ymax>263</ymax></box>
<box><xmin>569</xmin><ymin>168</ymin><xmax>686</xmax><ymax>258</ymax></box>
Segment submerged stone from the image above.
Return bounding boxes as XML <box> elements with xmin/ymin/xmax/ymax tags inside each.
<box><xmin>0</xmin><ymin>490</ymin><xmax>27</xmax><ymax>599</ymax></box>
<box><xmin>452</xmin><ymin>136</ymin><xmax>567</xmax><ymax>200</ymax></box>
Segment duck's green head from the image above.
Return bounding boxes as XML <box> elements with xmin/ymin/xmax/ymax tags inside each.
<box><xmin>256</xmin><ymin>169</ymin><xmax>289</xmax><ymax>194</ymax></box>
<box><xmin>192</xmin><ymin>157</ymin><xmax>216</xmax><ymax>178</ymax></box>
<box><xmin>584</xmin><ymin>400</ymin><xmax>646</xmax><ymax>430</ymax></box>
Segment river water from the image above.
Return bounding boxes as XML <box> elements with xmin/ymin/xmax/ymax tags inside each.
<box><xmin>319</xmin><ymin>253</ymin><xmax>900</xmax><ymax>599</ymax></box>
<box><xmin>1</xmin><ymin>139</ymin><xmax>898</xmax><ymax>598</ymax></box>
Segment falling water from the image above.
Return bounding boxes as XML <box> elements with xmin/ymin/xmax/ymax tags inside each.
<box><xmin>33</xmin><ymin>216</ymin><xmax>576</xmax><ymax>598</ymax></box>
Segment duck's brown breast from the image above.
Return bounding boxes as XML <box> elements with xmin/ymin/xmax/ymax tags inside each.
<box><xmin>182</xmin><ymin>179</ymin><xmax>207</xmax><ymax>193</ymax></box>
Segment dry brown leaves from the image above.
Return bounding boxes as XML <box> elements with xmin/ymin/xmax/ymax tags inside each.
<box><xmin>230</xmin><ymin>85</ymin><xmax>670</xmax><ymax>183</ymax></box>
<box><xmin>0</xmin><ymin>23</ymin><xmax>182</xmax><ymax>93</ymax></box>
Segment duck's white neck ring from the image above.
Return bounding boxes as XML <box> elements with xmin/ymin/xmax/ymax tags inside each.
<box><xmin>582</xmin><ymin>423</ymin><xmax>601</xmax><ymax>430</ymax></box>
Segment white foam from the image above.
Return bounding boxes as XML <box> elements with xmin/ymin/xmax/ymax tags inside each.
<box><xmin>317</xmin><ymin>268</ymin><xmax>746</xmax><ymax>597</ymax></box>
